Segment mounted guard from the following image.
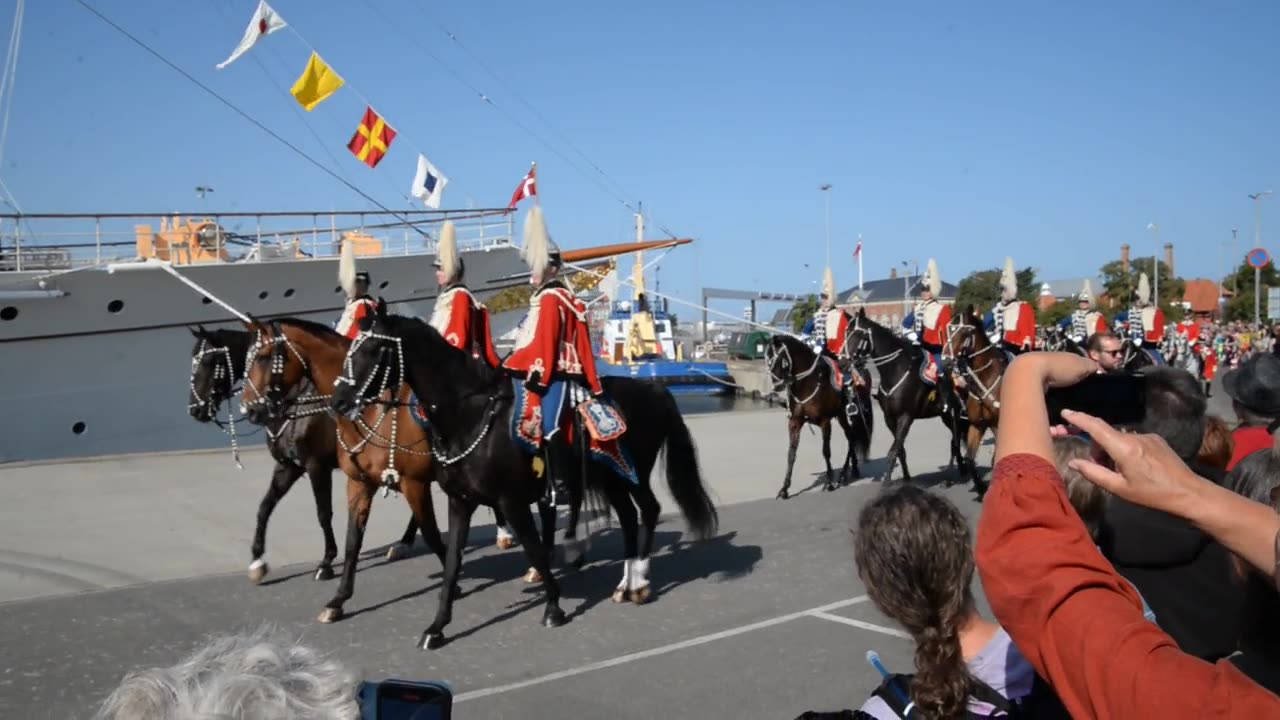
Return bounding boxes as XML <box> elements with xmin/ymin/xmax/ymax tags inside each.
<box><xmin>429</xmin><ymin>221</ymin><xmax>501</xmax><ymax>367</ymax></box>
<box><xmin>902</xmin><ymin>258</ymin><xmax>952</xmax><ymax>392</ymax></box>
<box><xmin>1117</xmin><ymin>272</ymin><xmax>1166</xmax><ymax>364</ymax></box>
<box><xmin>1058</xmin><ymin>278</ymin><xmax>1107</xmax><ymax>343</ymax></box>
<box><xmin>984</xmin><ymin>257</ymin><xmax>1035</xmax><ymax>355</ymax></box>
<box><xmin>503</xmin><ymin>207</ymin><xmax>618</xmax><ymax>503</ymax></box>
<box><xmin>802</xmin><ymin>268</ymin><xmax>861</xmax><ymax>415</ymax></box>
<box><xmin>334</xmin><ymin>241</ymin><xmax>377</xmax><ymax>340</ymax></box>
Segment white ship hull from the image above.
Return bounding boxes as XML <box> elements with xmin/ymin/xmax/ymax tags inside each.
<box><xmin>0</xmin><ymin>246</ymin><xmax>528</xmax><ymax>463</ymax></box>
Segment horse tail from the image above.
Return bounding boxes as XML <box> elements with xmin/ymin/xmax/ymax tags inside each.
<box><xmin>660</xmin><ymin>393</ymin><xmax>719</xmax><ymax>541</ymax></box>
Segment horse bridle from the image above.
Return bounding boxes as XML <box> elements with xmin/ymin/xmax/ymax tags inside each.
<box><xmin>844</xmin><ymin>315</ymin><xmax>913</xmax><ymax>398</ymax></box>
<box><xmin>764</xmin><ymin>339</ymin><xmax>822</xmax><ymax>405</ymax></box>
<box><xmin>942</xmin><ymin>320</ymin><xmax>1003</xmax><ymax>410</ymax></box>
<box><xmin>189</xmin><ymin>339</ymin><xmax>237</xmax><ymax>418</ymax></box>
<box><xmin>339</xmin><ymin>326</ymin><xmax>499</xmax><ymax>474</ymax></box>
<box><xmin>242</xmin><ymin>321</ymin><xmax>319</xmax><ymax>422</ymax></box>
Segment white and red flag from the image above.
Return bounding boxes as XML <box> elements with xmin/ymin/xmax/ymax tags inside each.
<box><xmin>216</xmin><ymin>0</ymin><xmax>288</xmax><ymax>70</ymax></box>
<box><xmin>507</xmin><ymin>162</ymin><xmax>537</xmax><ymax>209</ymax></box>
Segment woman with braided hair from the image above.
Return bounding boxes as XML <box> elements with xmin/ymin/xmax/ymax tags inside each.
<box><xmin>852</xmin><ymin>485</ymin><xmax>1062</xmax><ymax>719</ymax></box>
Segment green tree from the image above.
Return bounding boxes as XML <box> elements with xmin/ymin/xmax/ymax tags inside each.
<box><xmin>1222</xmin><ymin>256</ymin><xmax>1280</xmax><ymax>322</ymax></box>
<box><xmin>1098</xmin><ymin>255</ymin><xmax>1184</xmax><ymax>318</ymax></box>
<box><xmin>1037</xmin><ymin>300</ymin><xmax>1074</xmax><ymax>327</ymax></box>
<box><xmin>791</xmin><ymin>294</ymin><xmax>819</xmax><ymax>333</ymax></box>
<box><xmin>952</xmin><ymin>266</ymin><xmax>1038</xmax><ymax>316</ymax></box>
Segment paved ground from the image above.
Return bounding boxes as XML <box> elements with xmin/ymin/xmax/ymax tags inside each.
<box><xmin>0</xmin><ymin>374</ymin><xmax>1232</xmax><ymax>718</ymax></box>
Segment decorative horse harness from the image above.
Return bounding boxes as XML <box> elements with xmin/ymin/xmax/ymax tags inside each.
<box><xmin>941</xmin><ymin>319</ymin><xmax>1003</xmax><ymax>412</ymax></box>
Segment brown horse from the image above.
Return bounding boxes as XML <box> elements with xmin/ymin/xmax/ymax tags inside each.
<box><xmin>240</xmin><ymin>317</ymin><xmax>448</xmax><ymax>624</ymax></box>
<box><xmin>940</xmin><ymin>308</ymin><xmax>1008</xmax><ymax>496</ymax></box>
<box><xmin>765</xmin><ymin>334</ymin><xmax>874</xmax><ymax>499</ymax></box>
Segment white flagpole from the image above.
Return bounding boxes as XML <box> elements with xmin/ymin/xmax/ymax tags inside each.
<box><xmin>857</xmin><ymin>234</ymin><xmax>864</xmax><ymax>291</ymax></box>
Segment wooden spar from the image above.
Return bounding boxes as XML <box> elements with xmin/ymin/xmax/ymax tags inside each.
<box><xmin>488</xmin><ymin>237</ymin><xmax>693</xmax><ymax>282</ymax></box>
<box><xmin>561</xmin><ymin>237</ymin><xmax>692</xmax><ymax>263</ymax></box>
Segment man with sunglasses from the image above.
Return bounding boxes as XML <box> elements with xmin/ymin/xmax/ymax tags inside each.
<box><xmin>1086</xmin><ymin>331</ymin><xmax>1125</xmax><ymax>373</ymax></box>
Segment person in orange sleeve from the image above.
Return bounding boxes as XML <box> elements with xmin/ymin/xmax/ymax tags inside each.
<box><xmin>428</xmin><ymin>221</ymin><xmax>500</xmax><ymax>368</ymax></box>
<box><xmin>983</xmin><ymin>257</ymin><xmax>1035</xmax><ymax>355</ymax></box>
<box><xmin>503</xmin><ymin>207</ymin><xmax>604</xmax><ymax>503</ymax></box>
<box><xmin>334</xmin><ymin>241</ymin><xmax>377</xmax><ymax>340</ymax></box>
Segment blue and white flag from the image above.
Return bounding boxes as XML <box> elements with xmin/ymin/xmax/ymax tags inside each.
<box><xmin>411</xmin><ymin>154</ymin><xmax>448</xmax><ymax>209</ymax></box>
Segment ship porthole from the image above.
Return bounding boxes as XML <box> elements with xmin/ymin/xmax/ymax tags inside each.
<box><xmin>258</xmin><ymin>290</ymin><xmax>269</xmax><ymax>300</ymax></box>
<box><xmin>72</xmin><ymin>421</ymin><xmax>86</xmax><ymax>435</ymax></box>
<box><xmin>378</xmin><ymin>280</ymin><xmax>389</xmax><ymax>289</ymax></box>
<box><xmin>0</xmin><ymin>306</ymin><xmax>16</xmax><ymax>320</ymax></box>
<box><xmin>201</xmin><ymin>297</ymin><xmax>212</xmax><ymax>305</ymax></box>
<box><xmin>284</xmin><ymin>288</ymin><xmax>295</xmax><ymax>298</ymax></box>
<box><xmin>107</xmin><ymin>300</ymin><xmax>124</xmax><ymax>313</ymax></box>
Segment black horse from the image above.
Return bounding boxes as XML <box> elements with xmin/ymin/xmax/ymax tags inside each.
<box><xmin>1121</xmin><ymin>337</ymin><xmax>1158</xmax><ymax>370</ymax></box>
<box><xmin>188</xmin><ymin>326</ymin><xmax>422</xmax><ymax>583</ymax></box>
<box><xmin>329</xmin><ymin>301</ymin><xmax>718</xmax><ymax>650</ymax></box>
<box><xmin>764</xmin><ymin>335</ymin><xmax>873</xmax><ymax>499</ymax></box>
<box><xmin>843</xmin><ymin>309</ymin><xmax>971</xmax><ymax>486</ymax></box>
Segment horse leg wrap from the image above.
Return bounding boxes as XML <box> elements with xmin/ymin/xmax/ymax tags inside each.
<box><xmin>629</xmin><ymin>557</ymin><xmax>650</xmax><ymax>591</ymax></box>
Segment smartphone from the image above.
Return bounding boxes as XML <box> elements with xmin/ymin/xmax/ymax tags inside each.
<box><xmin>358</xmin><ymin>679</ymin><xmax>452</xmax><ymax>720</ymax></box>
<box><xmin>1045</xmin><ymin>371</ymin><xmax>1146</xmax><ymax>428</ymax></box>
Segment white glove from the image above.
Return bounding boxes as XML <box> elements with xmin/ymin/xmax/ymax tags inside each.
<box><xmin>906</xmin><ymin>331</ymin><xmax>919</xmax><ymax>342</ymax></box>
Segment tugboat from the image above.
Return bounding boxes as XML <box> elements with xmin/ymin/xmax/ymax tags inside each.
<box><xmin>595</xmin><ymin>213</ymin><xmax>737</xmax><ymax>396</ymax></box>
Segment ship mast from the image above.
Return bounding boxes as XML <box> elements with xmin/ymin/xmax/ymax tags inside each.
<box><xmin>632</xmin><ymin>208</ymin><xmax>646</xmax><ymax>306</ymax></box>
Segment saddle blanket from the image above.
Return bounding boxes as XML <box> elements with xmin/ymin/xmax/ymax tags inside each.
<box><xmin>409</xmin><ymin>394</ymin><xmax>431</xmax><ymax>430</ymax></box>
<box><xmin>511</xmin><ymin>380</ymin><xmax>638</xmax><ymax>485</ymax></box>
<box><xmin>918</xmin><ymin>350</ymin><xmax>942</xmax><ymax>387</ymax></box>
<box><xmin>820</xmin><ymin>355</ymin><xmax>844</xmax><ymax>392</ymax></box>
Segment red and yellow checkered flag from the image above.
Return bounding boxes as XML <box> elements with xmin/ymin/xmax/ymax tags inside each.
<box><xmin>347</xmin><ymin>107</ymin><xmax>396</xmax><ymax>168</ymax></box>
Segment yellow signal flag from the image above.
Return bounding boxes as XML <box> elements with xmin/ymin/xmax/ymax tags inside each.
<box><xmin>289</xmin><ymin>51</ymin><xmax>345</xmax><ymax>111</ymax></box>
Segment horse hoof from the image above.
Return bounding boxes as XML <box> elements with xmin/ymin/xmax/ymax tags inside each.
<box><xmin>543</xmin><ymin>608</ymin><xmax>567</xmax><ymax>628</ymax></box>
<box><xmin>497</xmin><ymin>536</ymin><xmax>516</xmax><ymax>550</ymax></box>
<box><xmin>248</xmin><ymin>561</ymin><xmax>269</xmax><ymax>585</ymax></box>
<box><xmin>631</xmin><ymin>586</ymin><xmax>652</xmax><ymax>605</ymax></box>
<box><xmin>523</xmin><ymin>567</ymin><xmax>543</xmax><ymax>584</ymax></box>
<box><xmin>612</xmin><ymin>588</ymin><xmax>628</xmax><ymax>603</ymax></box>
<box><xmin>317</xmin><ymin>607</ymin><xmax>343</xmax><ymax>624</ymax></box>
<box><xmin>419</xmin><ymin>631</ymin><xmax>446</xmax><ymax>651</ymax></box>
<box><xmin>823</xmin><ymin>484</ymin><xmax>836</xmax><ymax>493</ymax></box>
<box><xmin>313</xmin><ymin>566</ymin><xmax>335</xmax><ymax>581</ymax></box>
<box><xmin>385</xmin><ymin>543</ymin><xmax>408</xmax><ymax>561</ymax></box>
<box><xmin>776</xmin><ymin>489</ymin><xmax>790</xmax><ymax>500</ymax></box>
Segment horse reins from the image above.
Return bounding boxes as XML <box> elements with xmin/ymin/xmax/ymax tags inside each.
<box><xmin>764</xmin><ymin>340</ymin><xmax>823</xmax><ymax>406</ymax></box>
<box><xmin>942</xmin><ymin>321</ymin><xmax>1003</xmax><ymax>411</ymax></box>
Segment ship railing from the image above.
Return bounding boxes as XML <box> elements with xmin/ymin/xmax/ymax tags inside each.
<box><xmin>0</xmin><ymin>209</ymin><xmax>515</xmax><ymax>273</ymax></box>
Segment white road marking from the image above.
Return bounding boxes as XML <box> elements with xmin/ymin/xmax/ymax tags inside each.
<box><xmin>454</xmin><ymin>595</ymin><xmax>871</xmax><ymax>703</ymax></box>
<box><xmin>807</xmin><ymin>610</ymin><xmax>911</xmax><ymax>639</ymax></box>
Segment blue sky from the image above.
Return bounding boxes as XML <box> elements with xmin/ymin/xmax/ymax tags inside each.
<box><xmin>6</xmin><ymin>0</ymin><xmax>1280</xmax><ymax>320</ymax></box>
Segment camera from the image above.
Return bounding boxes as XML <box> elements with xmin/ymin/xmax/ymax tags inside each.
<box><xmin>1045</xmin><ymin>371</ymin><xmax>1146</xmax><ymax>428</ymax></box>
<box><xmin>358</xmin><ymin>679</ymin><xmax>452</xmax><ymax>720</ymax></box>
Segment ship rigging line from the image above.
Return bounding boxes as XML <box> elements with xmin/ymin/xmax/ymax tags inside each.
<box><xmin>74</xmin><ymin>0</ymin><xmax>435</xmax><ymax>242</ymax></box>
<box><xmin>358</xmin><ymin>0</ymin><xmax>682</xmax><ymax>240</ymax></box>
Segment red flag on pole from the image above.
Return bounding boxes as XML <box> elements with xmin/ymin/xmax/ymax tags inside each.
<box><xmin>508</xmin><ymin>162</ymin><xmax>537</xmax><ymax>209</ymax></box>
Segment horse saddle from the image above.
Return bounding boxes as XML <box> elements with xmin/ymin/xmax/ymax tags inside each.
<box><xmin>578</xmin><ymin>398</ymin><xmax>626</xmax><ymax>442</ymax></box>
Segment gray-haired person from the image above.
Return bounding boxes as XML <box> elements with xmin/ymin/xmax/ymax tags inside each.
<box><xmin>95</xmin><ymin>626</ymin><xmax>359</xmax><ymax>720</ymax></box>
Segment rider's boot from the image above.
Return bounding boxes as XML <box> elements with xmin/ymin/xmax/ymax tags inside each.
<box><xmin>542</xmin><ymin>432</ymin><xmax>573</xmax><ymax>508</ymax></box>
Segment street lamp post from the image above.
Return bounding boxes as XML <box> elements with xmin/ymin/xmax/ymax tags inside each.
<box><xmin>1250</xmin><ymin>192</ymin><xmax>1272</xmax><ymax>327</ymax></box>
<box><xmin>819</xmin><ymin>184</ymin><xmax>832</xmax><ymax>269</ymax></box>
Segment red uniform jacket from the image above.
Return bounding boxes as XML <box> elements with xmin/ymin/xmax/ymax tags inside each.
<box><xmin>823</xmin><ymin>309</ymin><xmax>850</xmax><ymax>355</ymax></box>
<box><xmin>504</xmin><ymin>281</ymin><xmax>603</xmax><ymax>395</ymax></box>
<box><xmin>429</xmin><ymin>285</ymin><xmax>501</xmax><ymax>367</ymax></box>
<box><xmin>999</xmin><ymin>300</ymin><xmax>1037</xmax><ymax>349</ymax></box>
<box><xmin>1139</xmin><ymin>306</ymin><xmax>1166</xmax><ymax>344</ymax></box>
<box><xmin>915</xmin><ymin>300</ymin><xmax>953</xmax><ymax>348</ymax></box>
<box><xmin>335</xmin><ymin>297</ymin><xmax>376</xmax><ymax>340</ymax></box>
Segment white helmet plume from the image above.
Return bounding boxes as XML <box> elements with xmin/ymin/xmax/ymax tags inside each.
<box><xmin>1079</xmin><ymin>278</ymin><xmax>1095</xmax><ymax>307</ymax></box>
<box><xmin>821</xmin><ymin>267</ymin><xmax>835</xmax><ymax>306</ymax></box>
<box><xmin>1137</xmin><ymin>272</ymin><xmax>1151</xmax><ymax>305</ymax></box>
<box><xmin>1000</xmin><ymin>257</ymin><xmax>1017</xmax><ymax>300</ymax></box>
<box><xmin>434</xmin><ymin>220</ymin><xmax>460</xmax><ymax>281</ymax></box>
<box><xmin>925</xmin><ymin>258</ymin><xmax>941</xmax><ymax>296</ymax></box>
<box><xmin>338</xmin><ymin>238</ymin><xmax>357</xmax><ymax>297</ymax></box>
<box><xmin>521</xmin><ymin>206</ymin><xmax>550</xmax><ymax>277</ymax></box>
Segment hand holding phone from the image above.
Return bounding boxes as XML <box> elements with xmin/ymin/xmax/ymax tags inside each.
<box><xmin>1045</xmin><ymin>372</ymin><xmax>1146</xmax><ymax>428</ymax></box>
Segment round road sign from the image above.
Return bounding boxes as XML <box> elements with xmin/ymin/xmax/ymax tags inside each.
<box><xmin>1249</xmin><ymin>247</ymin><xmax>1271</xmax><ymax>269</ymax></box>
